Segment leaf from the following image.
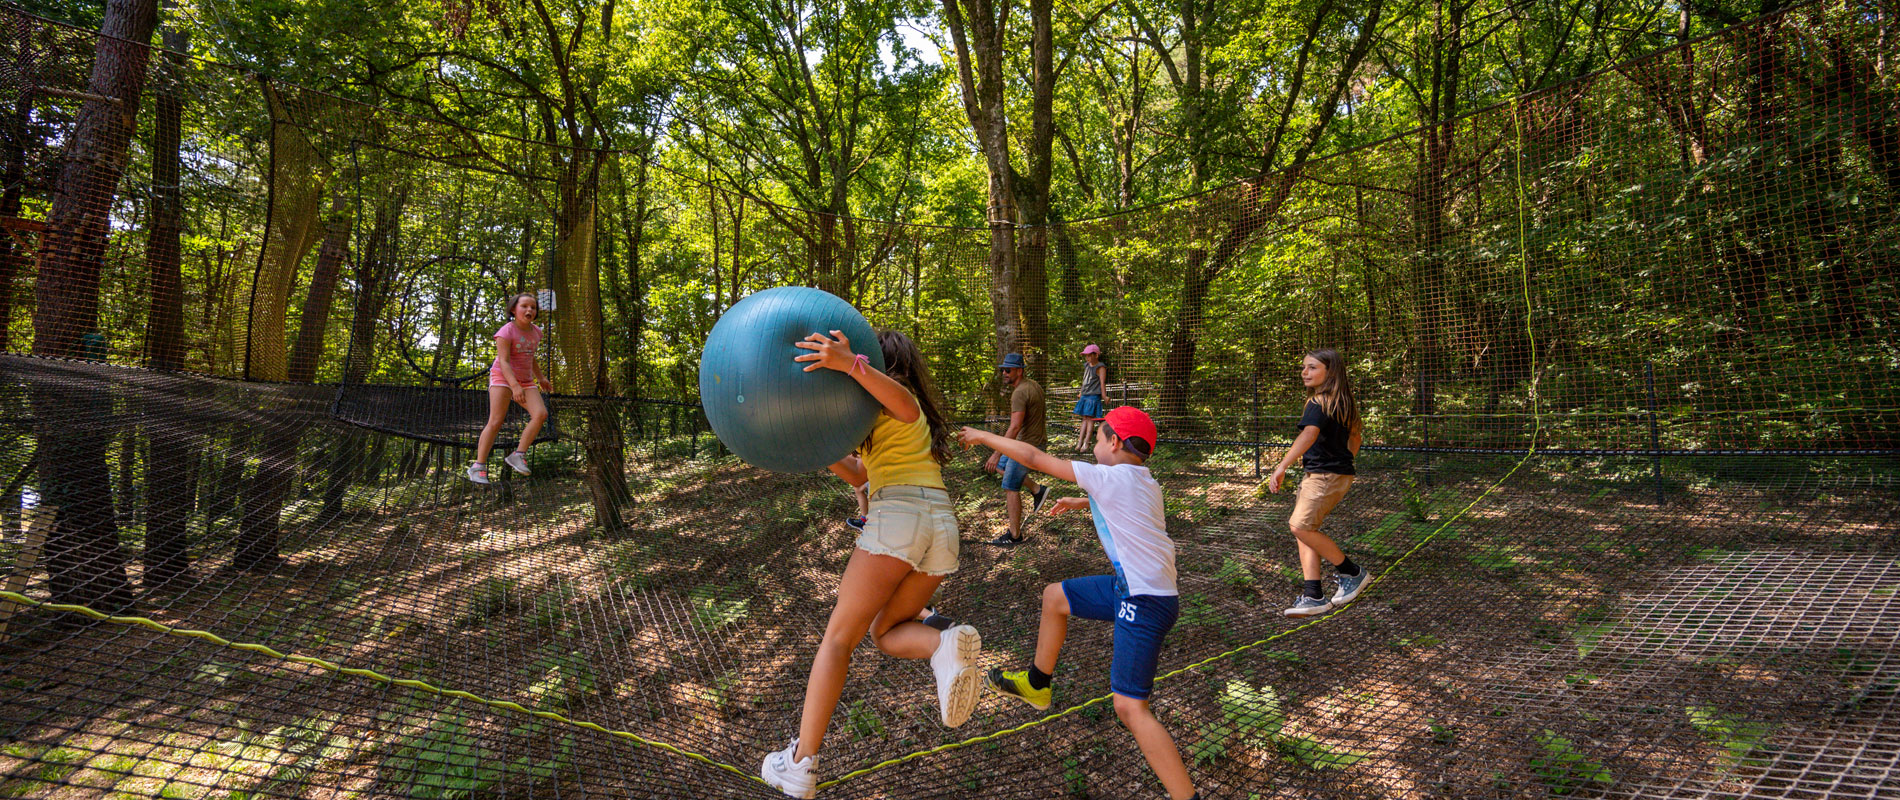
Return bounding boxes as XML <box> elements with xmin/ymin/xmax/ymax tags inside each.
<box><xmin>1277</xmin><ymin>736</ymin><xmax>1367</xmax><ymax>770</ymax></box>
<box><xmin>1687</xmin><ymin>706</ymin><xmax>1774</xmax><ymax>766</ymax></box>
<box><xmin>1219</xmin><ymin>681</ymin><xmax>1285</xmax><ymax>739</ymax></box>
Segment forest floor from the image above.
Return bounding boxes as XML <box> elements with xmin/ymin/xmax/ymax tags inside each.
<box><xmin>0</xmin><ymin>438</ymin><xmax>1895</xmax><ymax>799</ymax></box>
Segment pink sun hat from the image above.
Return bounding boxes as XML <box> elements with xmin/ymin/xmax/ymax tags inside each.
<box><xmin>1080</xmin><ymin>344</ymin><xmax>1101</xmax><ymax>355</ymax></box>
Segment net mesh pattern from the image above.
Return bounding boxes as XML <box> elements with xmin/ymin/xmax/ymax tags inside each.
<box><xmin>0</xmin><ymin>2</ymin><xmax>1896</xmax><ymax>799</ymax></box>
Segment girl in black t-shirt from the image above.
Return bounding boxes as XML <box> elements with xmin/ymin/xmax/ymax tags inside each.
<box><xmin>1266</xmin><ymin>348</ymin><xmax>1368</xmax><ymax>617</ymax></box>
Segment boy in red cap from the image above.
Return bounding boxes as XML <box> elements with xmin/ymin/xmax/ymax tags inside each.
<box><xmin>957</xmin><ymin>406</ymin><xmax>1200</xmax><ymax>800</ymax></box>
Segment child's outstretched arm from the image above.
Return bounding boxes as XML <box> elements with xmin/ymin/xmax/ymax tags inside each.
<box><xmin>957</xmin><ymin>427</ymin><xmax>1076</xmax><ymax>483</ymax></box>
<box><xmin>1268</xmin><ymin>426</ymin><xmax>1321</xmax><ymax>494</ymax></box>
<box><xmin>793</xmin><ymin>330</ymin><xmax>920</xmax><ymax>422</ymax></box>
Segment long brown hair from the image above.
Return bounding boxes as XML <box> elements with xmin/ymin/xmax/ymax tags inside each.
<box><xmin>1306</xmin><ymin>348</ymin><xmax>1360</xmax><ymax>431</ymax></box>
<box><xmin>876</xmin><ymin>329</ymin><xmax>953</xmax><ymax>464</ymax></box>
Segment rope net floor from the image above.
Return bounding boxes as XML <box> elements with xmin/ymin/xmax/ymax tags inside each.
<box><xmin>3</xmin><ymin>0</ymin><xmax>1899</xmax><ymax>797</ymax></box>
<box><xmin>0</xmin><ymin>357</ymin><xmax>1894</xmax><ymax>798</ymax></box>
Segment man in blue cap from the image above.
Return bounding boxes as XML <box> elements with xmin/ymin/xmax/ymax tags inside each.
<box><xmin>987</xmin><ymin>353</ymin><xmax>1050</xmax><ymax>545</ymax></box>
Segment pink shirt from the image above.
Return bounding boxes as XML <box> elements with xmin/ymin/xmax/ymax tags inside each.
<box><xmin>489</xmin><ymin>322</ymin><xmax>543</xmax><ymax>387</ymax></box>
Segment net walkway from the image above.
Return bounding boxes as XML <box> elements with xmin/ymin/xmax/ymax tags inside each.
<box><xmin>2</xmin><ymin>1</ymin><xmax>1898</xmax><ymax>798</ymax></box>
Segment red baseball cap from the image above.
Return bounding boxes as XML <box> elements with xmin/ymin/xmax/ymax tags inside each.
<box><xmin>1100</xmin><ymin>406</ymin><xmax>1157</xmax><ymax>457</ymax></box>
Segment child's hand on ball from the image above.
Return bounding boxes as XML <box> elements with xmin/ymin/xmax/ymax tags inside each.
<box><xmin>793</xmin><ymin>330</ymin><xmax>856</xmax><ymax>373</ymax></box>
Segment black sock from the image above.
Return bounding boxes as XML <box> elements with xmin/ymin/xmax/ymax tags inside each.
<box><xmin>1027</xmin><ymin>666</ymin><xmax>1052</xmax><ymax>690</ymax></box>
<box><xmin>1336</xmin><ymin>558</ymin><xmax>1360</xmax><ymax>577</ymax></box>
<box><xmin>1303</xmin><ymin>579</ymin><xmax>1324</xmax><ymax>599</ymax></box>
<box><xmin>921</xmin><ymin>609</ymin><xmax>952</xmax><ymax>631</ymax></box>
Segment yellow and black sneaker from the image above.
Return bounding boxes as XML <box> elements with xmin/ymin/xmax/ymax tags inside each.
<box><xmin>985</xmin><ymin>668</ymin><xmax>1051</xmax><ymax>710</ymax></box>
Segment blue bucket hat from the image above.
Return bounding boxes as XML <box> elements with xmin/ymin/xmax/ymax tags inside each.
<box><xmin>997</xmin><ymin>353</ymin><xmax>1026</xmax><ymax>370</ymax></box>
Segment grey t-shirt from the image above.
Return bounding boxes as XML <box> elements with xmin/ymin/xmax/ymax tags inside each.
<box><xmin>1079</xmin><ymin>361</ymin><xmax>1104</xmax><ymax>396</ymax></box>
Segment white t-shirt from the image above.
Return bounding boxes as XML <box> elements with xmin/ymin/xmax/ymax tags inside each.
<box><xmin>1070</xmin><ymin>461</ymin><xmax>1178</xmax><ymax>597</ymax></box>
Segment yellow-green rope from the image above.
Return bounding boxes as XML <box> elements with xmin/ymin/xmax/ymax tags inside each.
<box><xmin>0</xmin><ymin>590</ymin><xmax>766</xmax><ymax>786</ymax></box>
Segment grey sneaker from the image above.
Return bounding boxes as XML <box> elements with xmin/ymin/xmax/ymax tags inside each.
<box><xmin>465</xmin><ymin>462</ymin><xmax>490</xmax><ymax>485</ymax></box>
<box><xmin>760</xmin><ymin>739</ymin><xmax>816</xmax><ymax>798</ymax></box>
<box><xmin>1282</xmin><ymin>595</ymin><xmax>1334</xmax><ymax>618</ymax></box>
<box><xmin>1332</xmin><ymin>569</ymin><xmax>1370</xmax><ymax>607</ymax></box>
<box><xmin>504</xmin><ymin>451</ymin><xmax>531</xmax><ymax>476</ymax></box>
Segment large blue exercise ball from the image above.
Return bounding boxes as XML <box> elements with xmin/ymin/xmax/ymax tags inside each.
<box><xmin>699</xmin><ymin>286</ymin><xmax>886</xmax><ymax>473</ymax></box>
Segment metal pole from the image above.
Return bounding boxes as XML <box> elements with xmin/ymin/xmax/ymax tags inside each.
<box><xmin>1646</xmin><ymin>361</ymin><xmax>1664</xmax><ymax>505</ymax></box>
<box><xmin>1252</xmin><ymin>372</ymin><xmax>1262</xmax><ymax>478</ymax></box>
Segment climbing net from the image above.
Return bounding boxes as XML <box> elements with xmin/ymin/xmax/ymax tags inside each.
<box><xmin>1</xmin><ymin>2</ymin><xmax>1897</xmax><ymax>798</ymax></box>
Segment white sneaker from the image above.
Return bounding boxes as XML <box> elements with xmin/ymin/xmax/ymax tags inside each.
<box><xmin>931</xmin><ymin>624</ymin><xmax>982</xmax><ymax>727</ymax></box>
<box><xmin>760</xmin><ymin>738</ymin><xmax>816</xmax><ymax>798</ymax></box>
<box><xmin>1283</xmin><ymin>594</ymin><xmax>1334</xmax><ymax>617</ymax></box>
<box><xmin>504</xmin><ymin>451</ymin><xmax>531</xmax><ymax>475</ymax></box>
<box><xmin>465</xmin><ymin>462</ymin><xmax>490</xmax><ymax>485</ymax></box>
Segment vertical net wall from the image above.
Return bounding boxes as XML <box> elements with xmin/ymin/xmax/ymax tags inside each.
<box><xmin>0</xmin><ymin>2</ymin><xmax>1895</xmax><ymax>799</ymax></box>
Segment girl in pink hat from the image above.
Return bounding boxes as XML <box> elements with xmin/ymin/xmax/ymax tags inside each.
<box><xmin>1072</xmin><ymin>344</ymin><xmax>1108</xmax><ymax>452</ymax></box>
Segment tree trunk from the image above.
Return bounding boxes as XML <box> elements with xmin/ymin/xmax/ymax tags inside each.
<box><xmin>547</xmin><ymin>156</ymin><xmax>627</xmax><ymax>530</ymax></box>
<box><xmin>1</xmin><ymin>95</ymin><xmax>34</xmax><ymax>354</ymax></box>
<box><xmin>144</xmin><ymin>23</ymin><xmax>187</xmax><ymax>370</ymax></box>
<box><xmin>143</xmin><ymin>420</ymin><xmax>196</xmax><ymax>586</ymax></box>
<box><xmin>32</xmin><ymin>0</ymin><xmax>158</xmax><ymax>358</ymax></box>
<box><xmin>942</xmin><ymin>0</ymin><xmax>1023</xmax><ymax>378</ymax></box>
<box><xmin>28</xmin><ymin>0</ymin><xmax>159</xmax><ymax>612</ymax></box>
<box><xmin>288</xmin><ymin>189</ymin><xmax>350</xmax><ymax>384</ymax></box>
<box><xmin>245</xmin><ymin>81</ymin><xmax>327</xmax><ymax>383</ymax></box>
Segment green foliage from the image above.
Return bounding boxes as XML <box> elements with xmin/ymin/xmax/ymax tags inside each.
<box><xmin>379</xmin><ymin>709</ymin><xmax>579</xmax><ymax>800</ymax></box>
<box><xmin>1213</xmin><ymin>556</ymin><xmax>1257</xmax><ymax>591</ymax></box>
<box><xmin>689</xmin><ymin>587</ymin><xmax>751</xmax><ymax>631</ymax></box>
<box><xmin>845</xmin><ymin>700</ymin><xmax>885</xmax><ymax>741</ymax></box>
<box><xmin>1686</xmin><ymin>706</ymin><xmax>1774</xmax><ymax>767</ymax></box>
<box><xmin>524</xmin><ymin>646</ymin><xmax>599</xmax><ymax>709</ymax></box>
<box><xmin>1197</xmin><ymin>681</ymin><xmax>1368</xmax><ymax>771</ymax></box>
<box><xmin>1572</xmin><ymin>621</ymin><xmax>1619</xmax><ymax>658</ymax></box>
<box><xmin>1061</xmin><ymin>755</ymin><xmax>1088</xmax><ymax>796</ymax></box>
<box><xmin>1177</xmin><ymin>594</ymin><xmax>1225</xmax><ymax>629</ymax></box>
<box><xmin>1531</xmin><ymin>730</ymin><xmax>1613</xmax><ymax>794</ymax></box>
<box><xmin>455</xmin><ymin>577</ymin><xmax>525</xmax><ymax>629</ymax></box>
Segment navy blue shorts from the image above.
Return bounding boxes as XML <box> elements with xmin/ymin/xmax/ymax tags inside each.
<box><xmin>1061</xmin><ymin>575</ymin><xmax>1179</xmax><ymax>700</ymax></box>
<box><xmin>1073</xmin><ymin>394</ymin><xmax>1103</xmax><ymax>417</ymax></box>
<box><xmin>998</xmin><ymin>454</ymin><xmax>1031</xmax><ymax>492</ymax></box>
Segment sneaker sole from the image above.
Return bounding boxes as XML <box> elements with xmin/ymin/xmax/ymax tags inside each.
<box><xmin>759</xmin><ymin>770</ymin><xmax>815</xmax><ymax>800</ymax></box>
<box><xmin>938</xmin><ymin>627</ymin><xmax>982</xmax><ymax>727</ymax></box>
<box><xmin>1282</xmin><ymin>604</ymin><xmax>1335</xmax><ymax>618</ymax></box>
<box><xmin>505</xmin><ymin>460</ymin><xmax>531</xmax><ymax>476</ymax></box>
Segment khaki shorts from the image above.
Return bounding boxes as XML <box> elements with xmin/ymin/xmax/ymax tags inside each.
<box><xmin>856</xmin><ymin>486</ymin><xmax>961</xmax><ymax>576</ymax></box>
<box><xmin>1289</xmin><ymin>473</ymin><xmax>1354</xmax><ymax>532</ymax></box>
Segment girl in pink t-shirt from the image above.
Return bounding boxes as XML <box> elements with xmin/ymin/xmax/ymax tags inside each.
<box><xmin>467</xmin><ymin>293</ymin><xmax>552</xmax><ymax>484</ymax></box>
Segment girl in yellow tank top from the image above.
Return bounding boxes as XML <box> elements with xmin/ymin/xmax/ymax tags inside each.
<box><xmin>760</xmin><ymin>328</ymin><xmax>981</xmax><ymax>798</ymax></box>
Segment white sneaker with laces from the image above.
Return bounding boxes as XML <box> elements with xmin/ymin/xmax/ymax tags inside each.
<box><xmin>465</xmin><ymin>462</ymin><xmax>490</xmax><ymax>485</ymax></box>
<box><xmin>504</xmin><ymin>451</ymin><xmax>531</xmax><ymax>476</ymax></box>
<box><xmin>931</xmin><ymin>624</ymin><xmax>982</xmax><ymax>727</ymax></box>
<box><xmin>760</xmin><ymin>738</ymin><xmax>816</xmax><ymax>798</ymax></box>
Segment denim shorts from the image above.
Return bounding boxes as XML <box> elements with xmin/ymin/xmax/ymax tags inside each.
<box><xmin>1073</xmin><ymin>393</ymin><xmax>1103</xmax><ymax>417</ymax></box>
<box><xmin>998</xmin><ymin>454</ymin><xmax>1031</xmax><ymax>492</ymax></box>
<box><xmin>1062</xmin><ymin>575</ymin><xmax>1179</xmax><ymax>700</ymax></box>
<box><xmin>855</xmin><ymin>486</ymin><xmax>960</xmax><ymax>576</ymax></box>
